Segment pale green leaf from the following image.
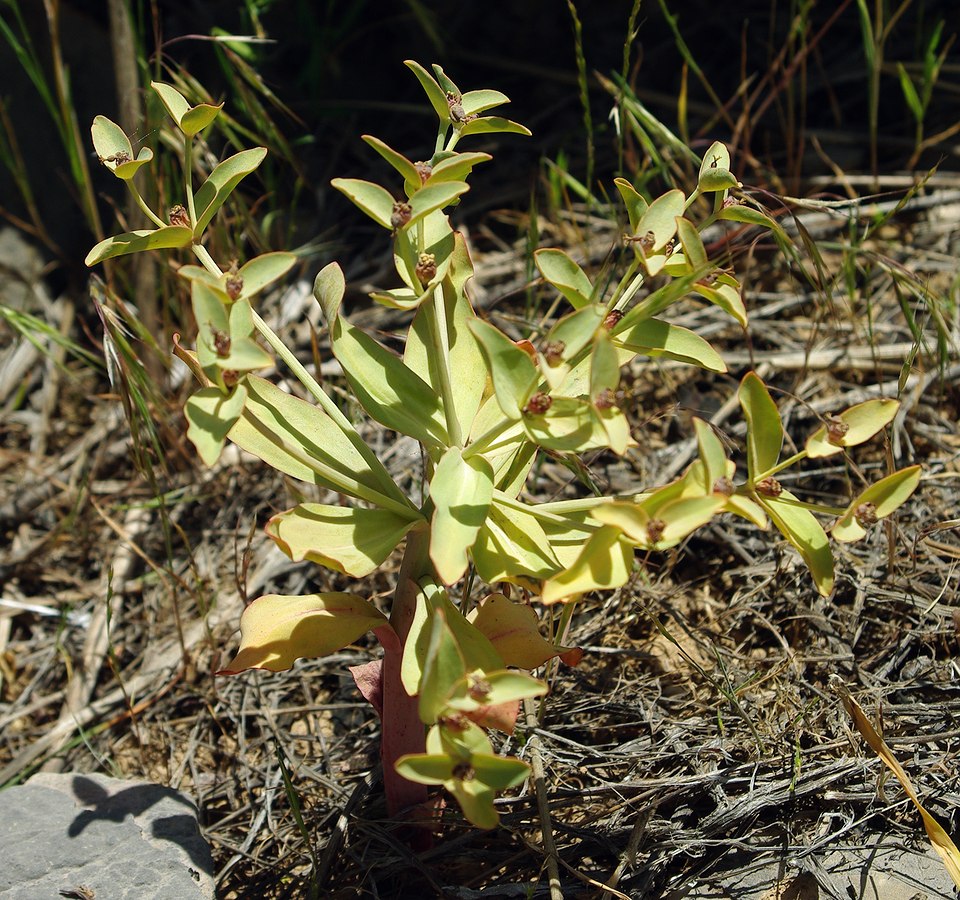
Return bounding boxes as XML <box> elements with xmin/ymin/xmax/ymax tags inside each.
<box><xmin>234</xmin><ymin>252</ymin><xmax>297</xmax><ymax>299</ymax></box>
<box><xmin>404</xmin><ymin>59</ymin><xmax>451</xmax><ymax>122</ymax></box>
<box><xmin>614</xmin><ymin>177</ymin><xmax>649</xmax><ymax>233</ymax></box>
<box><xmin>151</xmin><ymin>81</ymin><xmax>190</xmax><ymax>124</ymax></box>
<box><xmin>184</xmin><ymin>384</ymin><xmax>248</xmax><ymax>466</ymax></box>
<box><xmin>615</xmin><ymin>317</ymin><xmax>726</xmax><ymax>372</ymax></box>
<box><xmin>541</xmin><ymin>526</ymin><xmax>633</xmax><ymax>604</ymax></box>
<box><xmin>426</xmin><ymin>151</ymin><xmax>492</xmax><ymax>186</ymax></box>
<box><xmin>634</xmin><ymin>189</ymin><xmax>685</xmax><ymax>250</ymax></box>
<box><xmin>469</xmin><ymin>319</ymin><xmax>538</xmax><ymax>419</ymax></box>
<box><xmin>676</xmin><ymin>216</ymin><xmax>707</xmax><ymax>269</ymax></box>
<box><xmin>470</xmin><ymin>593</ymin><xmax>579</xmax><ymax>669</ymax></box>
<box><xmin>718</xmin><ymin>203</ymin><xmax>786</xmax><ymax>239</ymax></box>
<box><xmin>739</xmin><ymin>372</ymin><xmax>784</xmax><ymax>480</ymax></box>
<box><xmin>430</xmin><ymin>447</ymin><xmax>495</xmax><ymax>584</ymax></box>
<box><xmin>85</xmin><ymin>226</ymin><xmax>192</xmax><ymax>266</ymax></box>
<box><xmin>267</xmin><ymin>504</ymin><xmax>421</xmax><ymax>577</ymax></box>
<box><xmin>331</xmin><ymin>177</ymin><xmax>395</xmax><ymax>229</ymax></box>
<box><xmin>408</xmin><ymin>181</ymin><xmax>470</xmax><ymax>224</ymax></box>
<box><xmin>193</xmin><ymin>148</ymin><xmax>267</xmax><ymax>236</ymax></box>
<box><xmin>534</xmin><ymin>248</ymin><xmax>593</xmax><ymax>309</ymax></box>
<box><xmin>179</xmin><ymin>101</ymin><xmax>223</xmax><ymax>137</ymax></box>
<box><xmin>228</xmin><ymin>374</ymin><xmax>410</xmax><ymax>505</ymax></box>
<box><xmin>693</xmin><ymin>273</ymin><xmax>748</xmax><ymax>327</ymax></box>
<box><xmin>361</xmin><ymin>134</ymin><xmax>421</xmax><ymax>185</ymax></box>
<box><xmin>418</xmin><ymin>607</ymin><xmax>467</xmax><ymax>723</ymax></box>
<box><xmin>833</xmin><ymin>465</ymin><xmax>921</xmax><ymax>542</ymax></box>
<box><xmin>218</xmin><ymin>592</ymin><xmax>388</xmax><ymax>673</ymax></box>
<box><xmin>806</xmin><ymin>398</ymin><xmax>900</xmax><ymax>458</ymax></box>
<box><xmin>458</xmin><ymin>117</ymin><xmax>531</xmax><ymax>137</ymax></box>
<box><xmin>762</xmin><ymin>490</ymin><xmax>835</xmax><ymax>595</ymax></box>
<box><xmin>460</xmin><ymin>89</ymin><xmax>510</xmax><ymax>116</ymax></box>
<box><xmin>472</xmin><ymin>499</ymin><xmax>561</xmax><ymax>585</ymax></box>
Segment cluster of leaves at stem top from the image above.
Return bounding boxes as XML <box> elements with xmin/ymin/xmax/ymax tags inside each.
<box><xmin>86</xmin><ymin>63</ymin><xmax>920</xmax><ymax>829</ymax></box>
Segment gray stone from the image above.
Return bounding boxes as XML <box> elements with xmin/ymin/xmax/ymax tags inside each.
<box><xmin>0</xmin><ymin>772</ymin><xmax>215</xmax><ymax>900</ymax></box>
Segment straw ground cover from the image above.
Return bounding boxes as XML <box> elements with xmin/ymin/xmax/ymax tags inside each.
<box><xmin>2</xmin><ymin>4</ymin><xmax>960</xmax><ymax>898</ymax></box>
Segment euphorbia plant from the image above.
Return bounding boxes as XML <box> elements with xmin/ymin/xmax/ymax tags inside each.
<box><xmin>87</xmin><ymin>62</ymin><xmax>920</xmax><ymax>829</ymax></box>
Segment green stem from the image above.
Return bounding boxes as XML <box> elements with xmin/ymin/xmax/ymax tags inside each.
<box><xmin>755</xmin><ymin>450</ymin><xmax>807</xmax><ymax>482</ymax></box>
<box><xmin>125</xmin><ymin>180</ymin><xmax>166</xmax><ymax>229</ymax></box>
<box><xmin>428</xmin><ymin>284</ymin><xmax>463</xmax><ymax>447</ymax></box>
<box><xmin>493</xmin><ymin>492</ymin><xmax>603</xmax><ymax>530</ymax></box>
<box><xmin>462</xmin><ymin>418</ymin><xmax>524</xmax><ymax>459</ymax></box>
<box><xmin>190</xmin><ymin>244</ymin><xmax>413</xmax><ymax>513</ymax></box>
<box><xmin>183</xmin><ymin>134</ymin><xmax>198</xmax><ymax>228</ymax></box>
<box><xmin>613</xmin><ymin>266</ymin><xmax>646</xmax><ymax>312</ymax></box>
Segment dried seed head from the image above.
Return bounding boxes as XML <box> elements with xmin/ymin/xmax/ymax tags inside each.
<box><xmin>390</xmin><ymin>201</ymin><xmax>412</xmax><ymax>231</ymax></box>
<box><xmin>225</xmin><ymin>274</ymin><xmax>244</xmax><ymax>301</ymax></box>
<box><xmin>826</xmin><ymin>416</ymin><xmax>850</xmax><ymax>445</ymax></box>
<box><xmin>755</xmin><ymin>476</ymin><xmax>782</xmax><ymax>498</ymax></box>
<box><xmin>603</xmin><ymin>310</ymin><xmax>624</xmax><ymax>331</ymax></box>
<box><xmin>414</xmin><ymin>161</ymin><xmax>432</xmax><ymax>183</ymax></box>
<box><xmin>452</xmin><ymin>762</ymin><xmax>476</xmax><ymax>782</ymax></box>
<box><xmin>524</xmin><ymin>392</ymin><xmax>553</xmax><ymax>416</ymax></box>
<box><xmin>169</xmin><ymin>204</ymin><xmax>190</xmax><ymax>228</ymax></box>
<box><xmin>212</xmin><ymin>329</ymin><xmax>231</xmax><ymax>357</ymax></box>
<box><xmin>467</xmin><ymin>673</ymin><xmax>491</xmax><ymax>702</ymax></box>
<box><xmin>713</xmin><ymin>476</ymin><xmax>735</xmax><ymax>496</ymax></box>
<box><xmin>415</xmin><ymin>252</ymin><xmax>437</xmax><ymax>286</ymax></box>
<box><xmin>101</xmin><ymin>150</ymin><xmax>131</xmax><ymax>167</ymax></box>
<box><xmin>646</xmin><ymin>518</ymin><xmax>666</xmax><ymax>545</ymax></box>
<box><xmin>438</xmin><ymin>712</ymin><xmax>469</xmax><ymax>733</ymax></box>
<box><xmin>632</xmin><ymin>230</ymin><xmax>656</xmax><ymax>252</ymax></box>
<box><xmin>594</xmin><ymin>388</ymin><xmax>617</xmax><ymax>410</ymax></box>
<box><xmin>446</xmin><ymin>90</ymin><xmax>470</xmax><ymax>124</ymax></box>
<box><xmin>854</xmin><ymin>501</ymin><xmax>879</xmax><ymax>528</ymax></box>
<box><xmin>542</xmin><ymin>340</ymin><xmax>566</xmax><ymax>366</ymax></box>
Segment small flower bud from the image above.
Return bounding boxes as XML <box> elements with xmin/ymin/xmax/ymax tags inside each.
<box><xmin>722</xmin><ymin>196</ymin><xmax>741</xmax><ymax>209</ymax></box>
<box><xmin>467</xmin><ymin>673</ymin><xmax>491</xmax><ymax>702</ymax></box>
<box><xmin>415</xmin><ymin>252</ymin><xmax>436</xmax><ymax>286</ymax></box>
<box><xmin>414</xmin><ymin>161</ymin><xmax>432</xmax><ymax>183</ymax></box>
<box><xmin>524</xmin><ymin>392</ymin><xmax>553</xmax><ymax>416</ymax></box>
<box><xmin>452</xmin><ymin>762</ymin><xmax>476</xmax><ymax>782</ymax></box>
<box><xmin>222</xmin><ymin>369</ymin><xmax>240</xmax><ymax>388</ymax></box>
<box><xmin>594</xmin><ymin>388</ymin><xmax>617</xmax><ymax>410</ymax></box>
<box><xmin>826</xmin><ymin>416</ymin><xmax>850</xmax><ymax>445</ymax></box>
<box><xmin>542</xmin><ymin>340</ymin><xmax>566</xmax><ymax>366</ymax></box>
<box><xmin>663</xmin><ymin>240</ymin><xmax>675</xmax><ymax>258</ymax></box>
<box><xmin>755</xmin><ymin>476</ymin><xmax>782</xmax><ymax>498</ymax></box>
<box><xmin>603</xmin><ymin>310</ymin><xmax>624</xmax><ymax>331</ymax></box>
<box><xmin>646</xmin><ymin>518</ymin><xmax>666</xmax><ymax>545</ymax></box>
<box><xmin>390</xmin><ymin>201</ymin><xmax>412</xmax><ymax>231</ymax></box>
<box><xmin>713</xmin><ymin>476</ymin><xmax>734</xmax><ymax>496</ymax></box>
<box><xmin>169</xmin><ymin>204</ymin><xmax>190</xmax><ymax>228</ymax></box>
<box><xmin>854</xmin><ymin>501</ymin><xmax>878</xmax><ymax>528</ymax></box>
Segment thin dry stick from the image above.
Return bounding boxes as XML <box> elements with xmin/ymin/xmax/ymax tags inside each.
<box><xmin>523</xmin><ymin>696</ymin><xmax>563</xmax><ymax>900</ymax></box>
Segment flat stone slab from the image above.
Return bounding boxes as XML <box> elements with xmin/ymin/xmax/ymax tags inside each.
<box><xmin>0</xmin><ymin>772</ymin><xmax>214</xmax><ymax>899</ymax></box>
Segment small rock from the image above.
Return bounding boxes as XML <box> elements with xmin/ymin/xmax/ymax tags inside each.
<box><xmin>0</xmin><ymin>772</ymin><xmax>214</xmax><ymax>899</ymax></box>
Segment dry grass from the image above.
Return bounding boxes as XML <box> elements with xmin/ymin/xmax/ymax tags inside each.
<box><xmin>2</xmin><ymin>170</ymin><xmax>959</xmax><ymax>899</ymax></box>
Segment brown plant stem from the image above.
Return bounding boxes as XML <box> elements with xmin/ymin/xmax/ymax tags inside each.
<box><xmin>379</xmin><ymin>527</ymin><xmax>432</xmax><ymax>818</ymax></box>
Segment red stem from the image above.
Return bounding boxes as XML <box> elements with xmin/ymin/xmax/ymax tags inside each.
<box><xmin>378</xmin><ymin>528</ymin><xmax>432</xmax><ymax>818</ymax></box>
